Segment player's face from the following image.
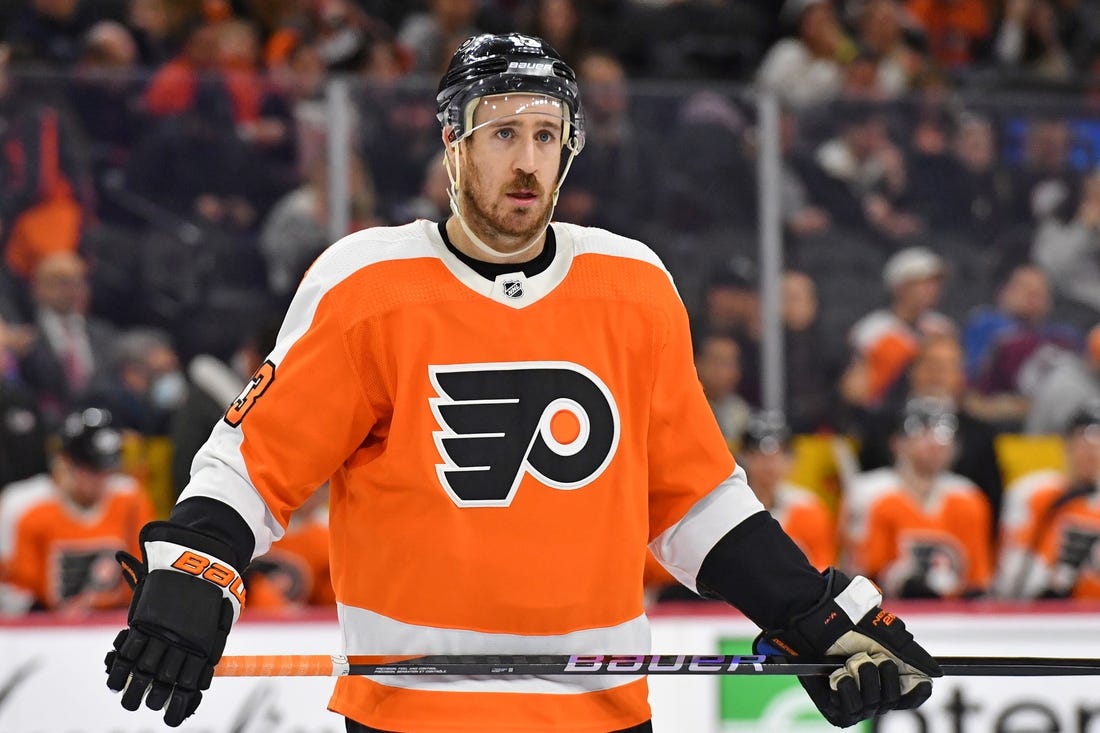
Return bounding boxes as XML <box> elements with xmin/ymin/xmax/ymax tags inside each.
<box><xmin>458</xmin><ymin>94</ymin><xmax>565</xmax><ymax>251</ymax></box>
<box><xmin>742</xmin><ymin>448</ymin><xmax>790</xmax><ymax>495</ymax></box>
<box><xmin>54</xmin><ymin>456</ymin><xmax>110</xmax><ymax>510</ymax></box>
<box><xmin>1066</xmin><ymin>426</ymin><xmax>1100</xmax><ymax>482</ymax></box>
<box><xmin>896</xmin><ymin>428</ymin><xmax>955</xmax><ymax>477</ymax></box>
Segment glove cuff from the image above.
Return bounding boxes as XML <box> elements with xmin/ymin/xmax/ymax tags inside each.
<box><xmin>757</xmin><ymin>569</ymin><xmax>883</xmax><ymax>656</ymax></box>
<box><xmin>139</xmin><ymin>522</ymin><xmax>247</xmax><ymax>622</ymax></box>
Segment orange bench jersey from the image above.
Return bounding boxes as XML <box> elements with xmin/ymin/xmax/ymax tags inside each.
<box><xmin>245</xmin><ymin>505</ymin><xmax>335</xmax><ymax>611</ymax></box>
<box><xmin>0</xmin><ymin>473</ymin><xmax>152</xmax><ymax>611</ymax></box>
<box><xmin>844</xmin><ymin>467</ymin><xmax>992</xmax><ymax>597</ymax></box>
<box><xmin>997</xmin><ymin>469</ymin><xmax>1100</xmax><ymax>599</ymax></box>
<box><xmin>179</xmin><ymin>220</ymin><xmax>765</xmax><ymax>732</ymax></box>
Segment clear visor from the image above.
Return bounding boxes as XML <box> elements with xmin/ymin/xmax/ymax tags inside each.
<box><xmin>460</xmin><ymin>93</ymin><xmax>572</xmax><ymax>146</ymax></box>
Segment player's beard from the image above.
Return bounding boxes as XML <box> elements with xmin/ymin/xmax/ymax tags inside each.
<box><xmin>459</xmin><ymin>165</ymin><xmax>553</xmax><ymax>254</ymax></box>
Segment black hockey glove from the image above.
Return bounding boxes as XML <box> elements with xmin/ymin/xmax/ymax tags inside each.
<box><xmin>104</xmin><ymin>521</ymin><xmax>246</xmax><ymax>727</ymax></box>
<box><xmin>753</xmin><ymin>568</ymin><xmax>941</xmax><ymax>728</ymax></box>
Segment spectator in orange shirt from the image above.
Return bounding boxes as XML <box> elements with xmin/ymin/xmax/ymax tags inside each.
<box><xmin>841</xmin><ymin>246</ymin><xmax>954</xmax><ymax>409</ymax></box>
<box><xmin>739</xmin><ymin>411</ymin><xmax>837</xmax><ymax>571</ymax></box>
<box><xmin>0</xmin><ymin>408</ymin><xmax>153</xmax><ymax>614</ymax></box>
<box><xmin>996</xmin><ymin>399</ymin><xmax>1100</xmax><ymax>599</ymax></box>
<box><xmin>844</xmin><ymin>396</ymin><xmax>993</xmax><ymax>599</ymax></box>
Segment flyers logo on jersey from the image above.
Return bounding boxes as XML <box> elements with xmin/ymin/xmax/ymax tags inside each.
<box><xmin>429</xmin><ymin>361</ymin><xmax>620</xmax><ymax>507</ymax></box>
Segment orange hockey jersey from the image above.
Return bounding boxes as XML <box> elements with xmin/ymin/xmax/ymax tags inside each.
<box><xmin>179</xmin><ymin>220</ymin><xmax>766</xmax><ymax>731</ymax></box>
<box><xmin>844</xmin><ymin>467</ymin><xmax>992</xmax><ymax>597</ymax></box>
<box><xmin>996</xmin><ymin>469</ymin><xmax>1100</xmax><ymax>599</ymax></box>
<box><xmin>0</xmin><ymin>473</ymin><xmax>152</xmax><ymax>611</ymax></box>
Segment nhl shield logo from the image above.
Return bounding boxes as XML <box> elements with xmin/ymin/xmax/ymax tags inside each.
<box><xmin>502</xmin><ymin>279</ymin><xmax>524</xmax><ymax>299</ymax></box>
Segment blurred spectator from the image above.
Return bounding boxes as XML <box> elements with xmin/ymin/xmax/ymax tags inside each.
<box><xmin>141</xmin><ymin>20</ymin><xmax>221</xmax><ymax>119</ymax></box>
<box><xmin>915</xmin><ymin>111</ymin><xmax>1015</xmax><ymax>245</ymax></box>
<box><xmin>361</xmin><ymin>90</ymin><xmax>443</xmax><ymax>219</ymax></box>
<box><xmin>127</xmin><ymin>0</ymin><xmax>186</xmax><ymax>68</ymax></box>
<box><xmin>857</xmin><ymin>333</ymin><xmax>1005</xmax><ymax>537</ymax></box>
<box><xmin>4</xmin><ymin>0</ymin><xmax>101</xmax><ymax>69</ymax></box>
<box><xmin>854</xmin><ymin>0</ymin><xmax>926</xmax><ymax>97</ymax></box>
<box><xmin>0</xmin><ymin>315</ymin><xmax>48</xmax><ymax>488</ymax></box>
<box><xmin>392</xmin><ymin>155</ymin><xmax>451</xmax><ymax>223</ymax></box>
<box><xmin>397</xmin><ymin>0</ymin><xmax>482</xmax><ymax>74</ymax></box>
<box><xmin>1009</xmin><ymin>116</ymin><xmax>1076</xmax><ymax>225</ymax></box>
<box><xmin>691</xmin><ymin>261</ymin><xmax>762</xmax><ymax>406</ymax></box>
<box><xmin>259</xmin><ymin>151</ymin><xmax>380</xmax><ymax>297</ymax></box>
<box><xmin>658</xmin><ymin>91</ymin><xmax>756</xmax><ymax>233</ymax></box>
<box><xmin>969</xmin><ymin>266</ymin><xmax>1082</xmax><ymax>428</ymax></box>
<box><xmin>245</xmin><ymin>483</ymin><xmax>334</xmax><ymax>611</ymax></box>
<box><xmin>782</xmin><ymin>270</ymin><xmax>834</xmax><ymax>432</ymax></box>
<box><xmin>801</xmin><ymin>101</ymin><xmax>924</xmax><ymax>242</ymax></box>
<box><xmin>844</xmin><ymin>396</ymin><xmax>994</xmax><ymax>599</ymax></box>
<box><xmin>16</xmin><ymin>252</ymin><xmax>118</xmax><ymax>425</ymax></box>
<box><xmin>777</xmin><ymin>110</ymin><xmax>833</xmax><ymax>241</ymax></box>
<box><xmin>311</xmin><ymin>0</ymin><xmax>389</xmax><ymax>73</ymax></box>
<box><xmin>520</xmin><ymin>0</ymin><xmax>589</xmax><ymax>68</ymax></box>
<box><xmin>905</xmin><ymin>0</ymin><xmax>991</xmax><ymax>70</ymax></box>
<box><xmin>993</xmin><ymin>0</ymin><xmax>1073</xmax><ymax>83</ymax></box>
<box><xmin>738</xmin><ymin>410</ymin><xmax>837</xmax><ymax>570</ymax></box>
<box><xmin>962</xmin><ymin>264</ymin><xmax>1074</xmax><ymax>380</ymax></box>
<box><xmin>82</xmin><ymin>327</ymin><xmax>185</xmax><ymax>435</ymax></box>
<box><xmin>755</xmin><ymin>0</ymin><xmax>851</xmax><ymax>109</ymax></box>
<box><xmin>170</xmin><ymin>319</ymin><xmax>279</xmax><ymax>497</ymax></box>
<box><xmin>67</xmin><ymin>21</ymin><xmax>145</xmax><ymax>220</ymax></box>
<box><xmin>555</xmin><ymin>50</ymin><xmax>652</xmax><ymax>238</ymax></box>
<box><xmin>268</xmin><ymin>40</ymin><xmax>328</xmax><ymax>177</ymax></box>
<box><xmin>840</xmin><ymin>246</ymin><xmax>953</xmax><ymax>409</ymax></box>
<box><xmin>126</xmin><ymin>79</ymin><xmax>277</xmax><ymax>243</ymax></box>
<box><xmin>693</xmin><ymin>330</ymin><xmax>751</xmax><ymax>446</ymax></box>
<box><xmin>996</xmin><ymin>399</ymin><xmax>1100</xmax><ymax>599</ymax></box>
<box><xmin>1032</xmin><ymin>167</ymin><xmax>1100</xmax><ymax>313</ymax></box>
<box><xmin>1022</xmin><ymin>323</ymin><xmax>1100</xmax><ymax>435</ymax></box>
<box><xmin>0</xmin><ymin>408</ymin><xmax>153</xmax><ymax>614</ymax></box>
<box><xmin>0</xmin><ymin>43</ymin><xmax>91</xmax><ymax>283</ymax></box>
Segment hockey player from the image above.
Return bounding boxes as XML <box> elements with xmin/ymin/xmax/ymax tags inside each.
<box><xmin>104</xmin><ymin>33</ymin><xmax>940</xmax><ymax>731</ymax></box>
<box><xmin>0</xmin><ymin>408</ymin><xmax>152</xmax><ymax>613</ymax></box>
<box><xmin>996</xmin><ymin>398</ymin><xmax>1100</xmax><ymax>599</ymax></box>
<box><xmin>844</xmin><ymin>397</ymin><xmax>994</xmax><ymax>599</ymax></box>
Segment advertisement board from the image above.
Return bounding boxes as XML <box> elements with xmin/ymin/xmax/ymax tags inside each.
<box><xmin>3</xmin><ymin>606</ymin><xmax>1099</xmax><ymax>733</ymax></box>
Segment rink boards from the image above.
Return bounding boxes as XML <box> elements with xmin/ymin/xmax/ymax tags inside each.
<box><xmin>2</xmin><ymin>603</ymin><xmax>1099</xmax><ymax>733</ymax></box>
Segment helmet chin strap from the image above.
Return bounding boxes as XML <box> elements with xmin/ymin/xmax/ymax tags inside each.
<box><xmin>444</xmin><ymin>131</ymin><xmax>580</xmax><ymax>260</ymax></box>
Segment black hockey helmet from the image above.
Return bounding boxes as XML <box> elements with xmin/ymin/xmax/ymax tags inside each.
<box><xmin>436</xmin><ymin>33</ymin><xmax>585</xmax><ymax>153</ymax></box>
<box><xmin>59</xmin><ymin>407</ymin><xmax>123</xmax><ymax>471</ymax></box>
<box><xmin>742</xmin><ymin>410</ymin><xmax>791</xmax><ymax>455</ymax></box>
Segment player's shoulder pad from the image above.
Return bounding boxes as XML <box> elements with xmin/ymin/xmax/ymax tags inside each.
<box><xmin>846</xmin><ymin>467</ymin><xmax>900</xmax><ymax>508</ymax></box>
<box><xmin>305</xmin><ymin>221</ymin><xmax>438</xmax><ymax>287</ymax></box>
<box><xmin>0</xmin><ymin>474</ymin><xmax>54</xmax><ymax>557</ymax></box>
<box><xmin>104</xmin><ymin>472</ymin><xmax>144</xmax><ymax>497</ymax></box>
<box><xmin>559</xmin><ymin>222</ymin><xmax>668</xmax><ymax>273</ymax></box>
<box><xmin>778</xmin><ymin>482</ymin><xmax>828</xmax><ymax>508</ymax></box>
<box><xmin>1001</xmin><ymin>468</ymin><xmax>1066</xmax><ymax>528</ymax></box>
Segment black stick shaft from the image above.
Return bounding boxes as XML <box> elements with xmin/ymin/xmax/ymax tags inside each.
<box><xmin>215</xmin><ymin>654</ymin><xmax>1100</xmax><ymax>678</ymax></box>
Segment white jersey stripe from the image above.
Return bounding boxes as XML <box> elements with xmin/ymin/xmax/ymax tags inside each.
<box><xmin>648</xmin><ymin>465</ymin><xmax>765</xmax><ymax>593</ymax></box>
<box><xmin>337</xmin><ymin>603</ymin><xmax>651</xmax><ymax>693</ymax></box>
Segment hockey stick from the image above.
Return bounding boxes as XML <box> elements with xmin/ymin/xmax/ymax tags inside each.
<box><xmin>214</xmin><ymin>654</ymin><xmax>1100</xmax><ymax>678</ymax></box>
